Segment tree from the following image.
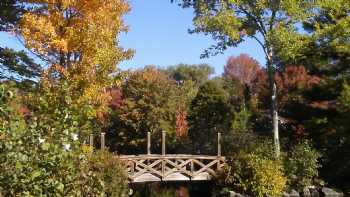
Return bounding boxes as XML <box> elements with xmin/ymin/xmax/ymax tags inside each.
<box><xmin>19</xmin><ymin>0</ymin><xmax>133</xmax><ymax>135</ymax></box>
<box><xmin>188</xmin><ymin>80</ymin><xmax>231</xmax><ymax>154</ymax></box>
<box><xmin>173</xmin><ymin>0</ymin><xmax>320</xmax><ymax>157</ymax></box>
<box><xmin>164</xmin><ymin>63</ymin><xmax>214</xmax><ymax>86</ymax></box>
<box><xmin>224</xmin><ymin>53</ymin><xmax>261</xmax><ymax>90</ymax></box>
<box><xmin>1</xmin><ymin>0</ymin><xmax>133</xmax><ymax>194</ymax></box>
<box><xmin>0</xmin><ymin>1</ymin><xmax>43</xmax><ymax>83</ymax></box>
<box><xmin>0</xmin><ymin>0</ymin><xmax>23</xmax><ymax>31</ymax></box>
<box><xmin>106</xmin><ymin>67</ymin><xmax>179</xmax><ymax>153</ymax></box>
<box><xmin>223</xmin><ymin>54</ymin><xmax>262</xmax><ymax>117</ymax></box>
<box><xmin>0</xmin><ymin>47</ymin><xmax>42</xmax><ymax>82</ymax></box>
<box><xmin>299</xmin><ymin>2</ymin><xmax>350</xmax><ymax>187</ymax></box>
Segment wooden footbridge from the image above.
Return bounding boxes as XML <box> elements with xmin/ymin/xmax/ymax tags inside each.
<box><xmin>92</xmin><ymin>131</ymin><xmax>225</xmax><ymax>183</ymax></box>
<box><xmin>119</xmin><ymin>154</ymin><xmax>225</xmax><ymax>182</ymax></box>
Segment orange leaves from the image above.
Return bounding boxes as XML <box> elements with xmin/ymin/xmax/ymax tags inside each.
<box><xmin>19</xmin><ymin>0</ymin><xmax>132</xmax><ymax>121</ymax></box>
<box><xmin>175</xmin><ymin>106</ymin><xmax>188</xmax><ymax>138</ymax></box>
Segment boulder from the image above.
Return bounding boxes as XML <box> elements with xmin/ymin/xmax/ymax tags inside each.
<box><xmin>290</xmin><ymin>189</ymin><xmax>300</xmax><ymax>197</ymax></box>
<box><xmin>302</xmin><ymin>187</ymin><xmax>311</xmax><ymax>197</ymax></box>
<box><xmin>282</xmin><ymin>190</ymin><xmax>300</xmax><ymax>197</ymax></box>
<box><xmin>321</xmin><ymin>187</ymin><xmax>344</xmax><ymax>197</ymax></box>
<box><xmin>310</xmin><ymin>188</ymin><xmax>319</xmax><ymax>197</ymax></box>
<box><xmin>228</xmin><ymin>191</ymin><xmax>246</xmax><ymax>197</ymax></box>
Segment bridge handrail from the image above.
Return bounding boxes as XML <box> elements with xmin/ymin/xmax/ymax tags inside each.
<box><xmin>118</xmin><ymin>154</ymin><xmax>225</xmax><ymax>160</ymax></box>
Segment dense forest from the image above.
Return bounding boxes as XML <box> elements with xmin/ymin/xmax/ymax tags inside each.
<box><xmin>1</xmin><ymin>0</ymin><xmax>350</xmax><ymax>196</ymax></box>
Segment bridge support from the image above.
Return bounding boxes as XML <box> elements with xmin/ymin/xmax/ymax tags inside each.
<box><xmin>147</xmin><ymin>132</ymin><xmax>151</xmax><ymax>155</ymax></box>
<box><xmin>101</xmin><ymin>132</ymin><xmax>105</xmax><ymax>150</ymax></box>
<box><xmin>162</xmin><ymin>130</ymin><xmax>166</xmax><ymax>155</ymax></box>
<box><xmin>89</xmin><ymin>134</ymin><xmax>94</xmax><ymax>147</ymax></box>
<box><xmin>217</xmin><ymin>132</ymin><xmax>221</xmax><ymax>157</ymax></box>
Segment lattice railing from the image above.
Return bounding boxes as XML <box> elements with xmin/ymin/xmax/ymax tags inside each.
<box><xmin>118</xmin><ymin>154</ymin><xmax>225</xmax><ymax>182</ymax></box>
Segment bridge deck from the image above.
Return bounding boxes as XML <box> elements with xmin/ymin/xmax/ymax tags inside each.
<box><xmin>118</xmin><ymin>154</ymin><xmax>225</xmax><ymax>183</ymax></box>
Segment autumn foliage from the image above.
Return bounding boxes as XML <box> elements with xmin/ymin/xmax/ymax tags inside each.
<box><xmin>175</xmin><ymin>106</ymin><xmax>188</xmax><ymax>138</ymax></box>
<box><xmin>224</xmin><ymin>54</ymin><xmax>261</xmax><ymax>89</ymax></box>
<box><xmin>20</xmin><ymin>0</ymin><xmax>133</xmax><ymax>120</ymax></box>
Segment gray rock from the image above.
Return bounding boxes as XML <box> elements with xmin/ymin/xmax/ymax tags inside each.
<box><xmin>321</xmin><ymin>187</ymin><xmax>344</xmax><ymax>197</ymax></box>
<box><xmin>302</xmin><ymin>187</ymin><xmax>311</xmax><ymax>197</ymax></box>
<box><xmin>228</xmin><ymin>191</ymin><xmax>246</xmax><ymax>197</ymax></box>
<box><xmin>310</xmin><ymin>188</ymin><xmax>319</xmax><ymax>197</ymax></box>
<box><xmin>290</xmin><ymin>189</ymin><xmax>300</xmax><ymax>197</ymax></box>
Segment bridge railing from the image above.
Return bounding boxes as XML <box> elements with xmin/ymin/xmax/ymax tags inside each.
<box><xmin>88</xmin><ymin>131</ymin><xmax>225</xmax><ymax>182</ymax></box>
<box><xmin>118</xmin><ymin>154</ymin><xmax>225</xmax><ymax>182</ymax></box>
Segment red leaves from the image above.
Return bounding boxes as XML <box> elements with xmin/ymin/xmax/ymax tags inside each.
<box><xmin>224</xmin><ymin>53</ymin><xmax>261</xmax><ymax>89</ymax></box>
<box><xmin>255</xmin><ymin>65</ymin><xmax>320</xmax><ymax>108</ymax></box>
<box><xmin>277</xmin><ymin>66</ymin><xmax>320</xmax><ymax>92</ymax></box>
<box><xmin>106</xmin><ymin>87</ymin><xmax>123</xmax><ymax>110</ymax></box>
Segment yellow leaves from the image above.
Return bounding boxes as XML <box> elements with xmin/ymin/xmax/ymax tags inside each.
<box><xmin>20</xmin><ymin>0</ymin><xmax>133</xmax><ymax>123</ymax></box>
<box><xmin>21</xmin><ymin>13</ymin><xmax>68</xmax><ymax>55</ymax></box>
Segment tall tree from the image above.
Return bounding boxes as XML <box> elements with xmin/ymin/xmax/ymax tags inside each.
<box><xmin>18</xmin><ymin>0</ymin><xmax>133</xmax><ymax>139</ymax></box>
<box><xmin>224</xmin><ymin>53</ymin><xmax>261</xmax><ymax>90</ymax></box>
<box><xmin>289</xmin><ymin>1</ymin><xmax>350</xmax><ymax>189</ymax></box>
<box><xmin>188</xmin><ymin>80</ymin><xmax>231</xmax><ymax>154</ymax></box>
<box><xmin>173</xmin><ymin>0</ymin><xmax>319</xmax><ymax>157</ymax></box>
<box><xmin>107</xmin><ymin>67</ymin><xmax>179</xmax><ymax>153</ymax></box>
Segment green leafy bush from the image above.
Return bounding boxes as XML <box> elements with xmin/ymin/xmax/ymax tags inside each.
<box><xmin>0</xmin><ymin>84</ymin><xmax>128</xmax><ymax>196</ymax></box>
<box><xmin>284</xmin><ymin>141</ymin><xmax>321</xmax><ymax>190</ymax></box>
<box><xmin>80</xmin><ymin>150</ymin><xmax>128</xmax><ymax>197</ymax></box>
<box><xmin>217</xmin><ymin>141</ymin><xmax>287</xmax><ymax>197</ymax></box>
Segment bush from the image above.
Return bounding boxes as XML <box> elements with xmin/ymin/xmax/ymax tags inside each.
<box><xmin>217</xmin><ymin>141</ymin><xmax>287</xmax><ymax>197</ymax></box>
<box><xmin>284</xmin><ymin>141</ymin><xmax>321</xmax><ymax>190</ymax></box>
<box><xmin>0</xmin><ymin>85</ymin><xmax>128</xmax><ymax>196</ymax></box>
<box><xmin>80</xmin><ymin>150</ymin><xmax>128</xmax><ymax>197</ymax></box>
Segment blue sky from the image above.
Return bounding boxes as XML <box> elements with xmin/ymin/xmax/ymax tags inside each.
<box><xmin>0</xmin><ymin>0</ymin><xmax>266</xmax><ymax>75</ymax></box>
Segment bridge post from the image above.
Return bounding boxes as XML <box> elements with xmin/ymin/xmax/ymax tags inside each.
<box><xmin>217</xmin><ymin>132</ymin><xmax>222</xmax><ymax>170</ymax></box>
<box><xmin>101</xmin><ymin>132</ymin><xmax>105</xmax><ymax>150</ymax></box>
<box><xmin>162</xmin><ymin>130</ymin><xmax>166</xmax><ymax>179</ymax></box>
<box><xmin>147</xmin><ymin>132</ymin><xmax>151</xmax><ymax>155</ymax></box>
<box><xmin>162</xmin><ymin>130</ymin><xmax>166</xmax><ymax>155</ymax></box>
<box><xmin>89</xmin><ymin>134</ymin><xmax>94</xmax><ymax>147</ymax></box>
<box><xmin>217</xmin><ymin>132</ymin><xmax>221</xmax><ymax>157</ymax></box>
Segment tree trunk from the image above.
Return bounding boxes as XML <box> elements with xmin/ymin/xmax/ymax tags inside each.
<box><xmin>267</xmin><ymin>49</ymin><xmax>280</xmax><ymax>158</ymax></box>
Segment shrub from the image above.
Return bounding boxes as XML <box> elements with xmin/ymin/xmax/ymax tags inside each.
<box><xmin>247</xmin><ymin>154</ymin><xmax>287</xmax><ymax>197</ymax></box>
<box><xmin>217</xmin><ymin>141</ymin><xmax>287</xmax><ymax>197</ymax></box>
<box><xmin>0</xmin><ymin>85</ymin><xmax>128</xmax><ymax>196</ymax></box>
<box><xmin>284</xmin><ymin>141</ymin><xmax>321</xmax><ymax>190</ymax></box>
<box><xmin>80</xmin><ymin>150</ymin><xmax>128</xmax><ymax>197</ymax></box>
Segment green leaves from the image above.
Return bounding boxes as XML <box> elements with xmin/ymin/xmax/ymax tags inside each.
<box><xmin>283</xmin><ymin>141</ymin><xmax>321</xmax><ymax>190</ymax></box>
<box><xmin>0</xmin><ymin>47</ymin><xmax>42</xmax><ymax>82</ymax></box>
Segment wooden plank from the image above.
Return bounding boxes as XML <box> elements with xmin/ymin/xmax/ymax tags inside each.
<box><xmin>163</xmin><ymin>159</ymin><xmax>192</xmax><ymax>177</ymax></box>
<box><xmin>192</xmin><ymin>172</ymin><xmax>211</xmax><ymax>181</ymax></box>
<box><xmin>132</xmin><ymin>173</ymin><xmax>161</xmax><ymax>183</ymax></box>
<box><xmin>163</xmin><ymin>172</ymin><xmax>190</xmax><ymax>181</ymax></box>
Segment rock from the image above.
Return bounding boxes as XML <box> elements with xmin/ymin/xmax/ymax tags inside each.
<box><xmin>290</xmin><ymin>189</ymin><xmax>300</xmax><ymax>197</ymax></box>
<box><xmin>310</xmin><ymin>188</ymin><xmax>319</xmax><ymax>197</ymax></box>
<box><xmin>282</xmin><ymin>190</ymin><xmax>300</xmax><ymax>197</ymax></box>
<box><xmin>302</xmin><ymin>187</ymin><xmax>311</xmax><ymax>197</ymax></box>
<box><xmin>228</xmin><ymin>191</ymin><xmax>246</xmax><ymax>197</ymax></box>
<box><xmin>321</xmin><ymin>187</ymin><xmax>344</xmax><ymax>197</ymax></box>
